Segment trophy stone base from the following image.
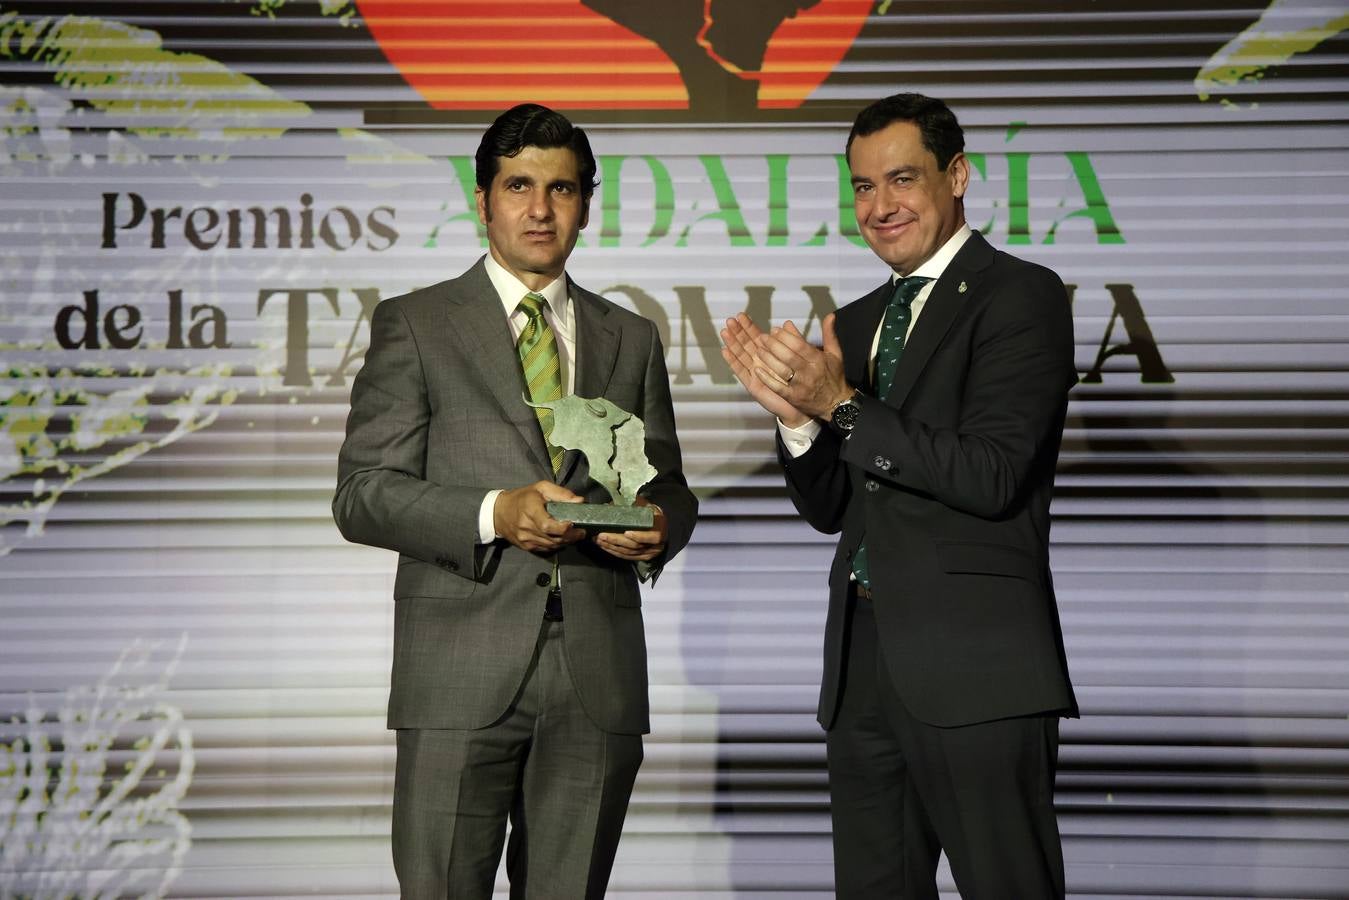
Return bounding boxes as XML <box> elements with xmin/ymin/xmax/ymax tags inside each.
<box><xmin>547</xmin><ymin>501</ymin><xmax>654</xmax><ymax>532</ymax></box>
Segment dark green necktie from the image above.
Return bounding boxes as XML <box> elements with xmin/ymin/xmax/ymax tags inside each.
<box><xmin>516</xmin><ymin>292</ymin><xmax>564</xmax><ymax>474</ymax></box>
<box><xmin>852</xmin><ymin>275</ymin><xmax>933</xmax><ymax>590</ymax></box>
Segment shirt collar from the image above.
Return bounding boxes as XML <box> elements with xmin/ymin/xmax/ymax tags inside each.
<box><xmin>893</xmin><ymin>223</ymin><xmax>973</xmax><ymax>285</ymax></box>
<box><xmin>483</xmin><ymin>252</ymin><xmax>570</xmax><ymax>319</ymax></box>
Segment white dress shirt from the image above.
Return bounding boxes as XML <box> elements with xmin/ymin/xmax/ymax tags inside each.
<box><xmin>779</xmin><ymin>224</ymin><xmax>973</xmax><ymax>457</ymax></box>
<box><xmin>477</xmin><ymin>253</ymin><xmax>577</xmax><ymax>542</ymax></box>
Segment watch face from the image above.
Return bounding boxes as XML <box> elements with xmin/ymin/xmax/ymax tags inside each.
<box><xmin>832</xmin><ymin>399</ymin><xmax>860</xmax><ymax>431</ymax></box>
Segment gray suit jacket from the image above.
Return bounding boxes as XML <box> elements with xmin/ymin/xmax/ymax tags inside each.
<box><xmin>333</xmin><ymin>258</ymin><xmax>697</xmax><ymax>735</ymax></box>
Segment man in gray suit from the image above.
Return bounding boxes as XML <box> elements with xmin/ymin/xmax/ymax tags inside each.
<box><xmin>333</xmin><ymin>104</ymin><xmax>697</xmax><ymax>899</ymax></box>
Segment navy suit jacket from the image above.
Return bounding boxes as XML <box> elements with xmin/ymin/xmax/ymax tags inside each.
<box><xmin>779</xmin><ymin>231</ymin><xmax>1078</xmax><ymax>729</ymax></box>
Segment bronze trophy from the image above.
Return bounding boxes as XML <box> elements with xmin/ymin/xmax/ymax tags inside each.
<box><xmin>524</xmin><ymin>395</ymin><xmax>657</xmax><ymax>531</ymax></box>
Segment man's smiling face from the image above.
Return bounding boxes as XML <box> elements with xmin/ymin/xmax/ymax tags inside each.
<box><xmin>848</xmin><ymin>120</ymin><xmax>968</xmax><ymax>276</ymax></box>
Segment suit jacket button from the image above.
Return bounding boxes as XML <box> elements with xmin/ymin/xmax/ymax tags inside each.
<box><xmin>536</xmin><ymin>572</ymin><xmax>551</xmax><ymax>587</ymax></box>
<box><xmin>865</xmin><ymin>480</ymin><xmax>879</xmax><ymax>492</ymax></box>
<box><xmin>873</xmin><ymin>455</ymin><xmax>892</xmax><ymax>471</ymax></box>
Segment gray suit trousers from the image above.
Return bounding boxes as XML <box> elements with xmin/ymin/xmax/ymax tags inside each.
<box><xmin>392</xmin><ymin>619</ymin><xmax>643</xmax><ymax>899</ymax></box>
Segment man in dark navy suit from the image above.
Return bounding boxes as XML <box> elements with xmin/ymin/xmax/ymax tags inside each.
<box><xmin>722</xmin><ymin>93</ymin><xmax>1078</xmax><ymax>898</ymax></box>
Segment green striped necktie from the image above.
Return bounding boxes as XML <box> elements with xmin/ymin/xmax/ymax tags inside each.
<box><xmin>516</xmin><ymin>292</ymin><xmax>565</xmax><ymax>474</ymax></box>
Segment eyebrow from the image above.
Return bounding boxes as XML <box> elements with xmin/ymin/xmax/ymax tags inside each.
<box><xmin>852</xmin><ymin>165</ymin><xmax>920</xmax><ymax>186</ymax></box>
<box><xmin>888</xmin><ymin>166</ymin><xmax>921</xmax><ymax>179</ymax></box>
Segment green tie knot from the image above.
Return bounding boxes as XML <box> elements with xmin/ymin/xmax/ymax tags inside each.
<box><xmin>518</xmin><ymin>291</ymin><xmax>547</xmax><ymax>317</ymax></box>
<box><xmin>517</xmin><ymin>291</ymin><xmax>548</xmax><ymax>330</ymax></box>
<box><xmin>891</xmin><ymin>275</ymin><xmax>932</xmax><ymax>309</ymax></box>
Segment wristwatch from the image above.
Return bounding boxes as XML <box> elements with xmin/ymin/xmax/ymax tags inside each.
<box><xmin>829</xmin><ymin>390</ymin><xmax>862</xmax><ymax>433</ymax></box>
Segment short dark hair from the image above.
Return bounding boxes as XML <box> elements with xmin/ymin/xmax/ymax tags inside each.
<box><xmin>845</xmin><ymin>93</ymin><xmax>964</xmax><ymax>171</ymax></box>
<box><xmin>475</xmin><ymin>103</ymin><xmax>598</xmax><ymax>200</ymax></box>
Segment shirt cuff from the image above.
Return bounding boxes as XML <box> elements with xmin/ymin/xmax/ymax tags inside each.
<box><xmin>478</xmin><ymin>489</ymin><xmax>503</xmax><ymax>544</ymax></box>
<box><xmin>778</xmin><ymin>417</ymin><xmax>821</xmax><ymax>458</ymax></box>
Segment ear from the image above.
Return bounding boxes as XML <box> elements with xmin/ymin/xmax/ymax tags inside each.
<box><xmin>475</xmin><ymin>185</ymin><xmax>489</xmax><ymax>225</ymax></box>
<box><xmin>948</xmin><ymin>152</ymin><xmax>970</xmax><ymax>200</ymax></box>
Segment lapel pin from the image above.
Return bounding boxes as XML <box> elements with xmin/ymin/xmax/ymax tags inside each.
<box><xmin>958</xmin><ymin>281</ymin><xmax>968</xmax><ymax>293</ymax></box>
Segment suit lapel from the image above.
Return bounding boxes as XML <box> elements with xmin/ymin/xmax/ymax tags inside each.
<box><xmin>886</xmin><ymin>231</ymin><xmax>996</xmax><ymax>407</ymax></box>
<box><xmin>444</xmin><ymin>259</ymin><xmax>553</xmax><ymax>475</ymax></box>
<box><xmin>838</xmin><ymin>281</ymin><xmax>890</xmax><ymax>392</ymax></box>
<box><xmin>572</xmin><ymin>282</ymin><xmax>620</xmax><ymax>398</ymax></box>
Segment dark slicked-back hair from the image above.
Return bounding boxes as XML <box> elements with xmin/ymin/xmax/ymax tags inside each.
<box><xmin>845</xmin><ymin>93</ymin><xmax>964</xmax><ymax>172</ymax></box>
<box><xmin>475</xmin><ymin>103</ymin><xmax>598</xmax><ymax>200</ymax></box>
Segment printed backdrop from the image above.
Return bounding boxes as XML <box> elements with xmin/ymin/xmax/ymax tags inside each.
<box><xmin>2</xmin><ymin>0</ymin><xmax>1347</xmax><ymax>896</ymax></box>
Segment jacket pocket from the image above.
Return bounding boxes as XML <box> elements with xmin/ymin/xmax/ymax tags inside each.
<box><xmin>935</xmin><ymin>541</ymin><xmax>1039</xmax><ymax>582</ymax></box>
<box><xmin>393</xmin><ymin>558</ymin><xmax>478</xmax><ymax>601</ymax></box>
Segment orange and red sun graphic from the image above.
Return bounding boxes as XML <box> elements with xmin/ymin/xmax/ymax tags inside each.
<box><xmin>356</xmin><ymin>0</ymin><xmax>872</xmax><ymax>110</ymax></box>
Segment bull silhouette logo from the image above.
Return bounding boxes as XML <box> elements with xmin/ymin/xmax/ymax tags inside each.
<box><xmin>581</xmin><ymin>0</ymin><xmax>821</xmax><ymax>114</ymax></box>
